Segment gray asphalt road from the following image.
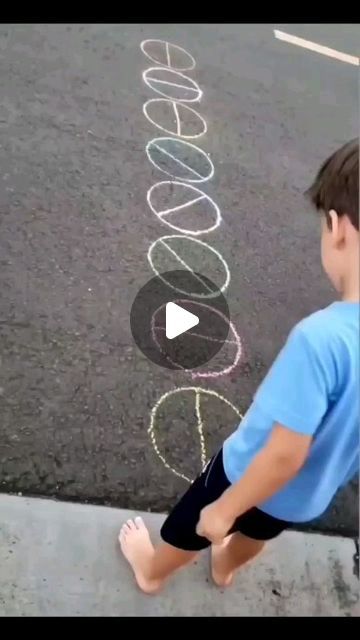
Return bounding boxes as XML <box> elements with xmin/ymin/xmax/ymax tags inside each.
<box><xmin>0</xmin><ymin>24</ymin><xmax>358</xmax><ymax>536</ymax></box>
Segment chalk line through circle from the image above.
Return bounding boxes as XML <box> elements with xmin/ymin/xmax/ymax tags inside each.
<box><xmin>146</xmin><ymin>137</ymin><xmax>214</xmax><ymax>183</ymax></box>
<box><xmin>140</xmin><ymin>39</ymin><xmax>196</xmax><ymax>71</ymax></box>
<box><xmin>159</xmin><ymin>195</ymin><xmax>205</xmax><ymax>216</ymax></box>
<box><xmin>157</xmin><ymin>240</ymin><xmax>214</xmax><ymax>293</ymax></box>
<box><xmin>143</xmin><ymin>67</ymin><xmax>202</xmax><ymax>102</ymax></box>
<box><xmin>148</xmin><ymin>387</ymin><xmax>243</xmax><ymax>482</ymax></box>
<box><xmin>147</xmin><ymin>181</ymin><xmax>221</xmax><ymax>236</ymax></box>
<box><xmin>191</xmin><ymin>315</ymin><xmax>242</xmax><ymax>379</ymax></box>
<box><xmin>154</xmin><ymin>326</ymin><xmax>239</xmax><ymax>345</ymax></box>
<box><xmin>144</xmin><ymin>78</ymin><xmax>199</xmax><ymax>91</ymax></box>
<box><xmin>150</xmin><ymin>300</ymin><xmax>242</xmax><ymax>378</ymax></box>
<box><xmin>143</xmin><ymin>99</ymin><xmax>207</xmax><ymax>139</ymax></box>
<box><xmin>147</xmin><ymin>234</ymin><xmax>231</xmax><ymax>298</ymax></box>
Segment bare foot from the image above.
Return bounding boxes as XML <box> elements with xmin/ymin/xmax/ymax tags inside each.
<box><xmin>211</xmin><ymin>535</ymin><xmax>235</xmax><ymax>588</ymax></box>
<box><xmin>118</xmin><ymin>516</ymin><xmax>162</xmax><ymax>594</ymax></box>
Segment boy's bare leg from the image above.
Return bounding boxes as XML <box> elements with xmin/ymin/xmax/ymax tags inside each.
<box><xmin>119</xmin><ymin>516</ymin><xmax>198</xmax><ymax>594</ymax></box>
<box><xmin>211</xmin><ymin>532</ymin><xmax>264</xmax><ymax>587</ymax></box>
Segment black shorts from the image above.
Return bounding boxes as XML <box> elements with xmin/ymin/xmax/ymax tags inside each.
<box><xmin>161</xmin><ymin>448</ymin><xmax>291</xmax><ymax>551</ymax></box>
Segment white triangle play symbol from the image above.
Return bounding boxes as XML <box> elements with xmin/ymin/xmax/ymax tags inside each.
<box><xmin>165</xmin><ymin>302</ymin><xmax>199</xmax><ymax>340</ymax></box>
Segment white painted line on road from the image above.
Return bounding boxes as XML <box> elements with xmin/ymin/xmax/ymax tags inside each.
<box><xmin>274</xmin><ymin>29</ymin><xmax>359</xmax><ymax>66</ymax></box>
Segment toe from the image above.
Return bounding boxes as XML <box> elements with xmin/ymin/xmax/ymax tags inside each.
<box><xmin>126</xmin><ymin>519</ymin><xmax>136</xmax><ymax>531</ymax></box>
<box><xmin>135</xmin><ymin>516</ymin><xmax>144</xmax><ymax>529</ymax></box>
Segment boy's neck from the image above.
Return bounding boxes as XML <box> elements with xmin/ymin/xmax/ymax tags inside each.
<box><xmin>340</xmin><ymin>244</ymin><xmax>360</xmax><ymax>303</ymax></box>
<box><xmin>341</xmin><ymin>293</ymin><xmax>360</xmax><ymax>303</ymax></box>
<box><xmin>341</xmin><ymin>272</ymin><xmax>360</xmax><ymax>303</ymax></box>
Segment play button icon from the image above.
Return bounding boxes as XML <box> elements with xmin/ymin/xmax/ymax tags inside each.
<box><xmin>130</xmin><ymin>270</ymin><xmax>230</xmax><ymax>370</ymax></box>
<box><xmin>165</xmin><ymin>302</ymin><xmax>199</xmax><ymax>340</ymax></box>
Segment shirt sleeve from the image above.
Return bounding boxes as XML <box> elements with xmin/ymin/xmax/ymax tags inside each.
<box><xmin>254</xmin><ymin>324</ymin><xmax>332</xmax><ymax>436</ymax></box>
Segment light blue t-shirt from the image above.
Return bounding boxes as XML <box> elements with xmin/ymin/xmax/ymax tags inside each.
<box><xmin>223</xmin><ymin>302</ymin><xmax>359</xmax><ymax>522</ymax></box>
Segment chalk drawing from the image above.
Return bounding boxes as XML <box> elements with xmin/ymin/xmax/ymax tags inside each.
<box><xmin>149</xmin><ymin>386</ymin><xmax>243</xmax><ymax>482</ymax></box>
<box><xmin>143</xmin><ymin>98</ymin><xmax>207</xmax><ymax>139</ymax></box>
<box><xmin>140</xmin><ymin>39</ymin><xmax>196</xmax><ymax>71</ymax></box>
<box><xmin>138</xmin><ymin>42</ymin><xmax>245</xmax><ymax>486</ymax></box>
<box><xmin>143</xmin><ymin>67</ymin><xmax>202</xmax><ymax>102</ymax></box>
<box><xmin>150</xmin><ymin>299</ymin><xmax>242</xmax><ymax>378</ymax></box>
<box><xmin>191</xmin><ymin>327</ymin><xmax>241</xmax><ymax>378</ymax></box>
<box><xmin>146</xmin><ymin>137</ymin><xmax>214</xmax><ymax>183</ymax></box>
<box><xmin>190</xmin><ymin>312</ymin><xmax>242</xmax><ymax>379</ymax></box>
<box><xmin>147</xmin><ymin>181</ymin><xmax>221</xmax><ymax>236</ymax></box>
<box><xmin>147</xmin><ymin>235</ymin><xmax>230</xmax><ymax>298</ymax></box>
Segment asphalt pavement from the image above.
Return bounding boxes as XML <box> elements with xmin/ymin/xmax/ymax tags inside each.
<box><xmin>0</xmin><ymin>24</ymin><xmax>358</xmax><ymax>535</ymax></box>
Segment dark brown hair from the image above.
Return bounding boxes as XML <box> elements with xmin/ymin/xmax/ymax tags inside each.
<box><xmin>305</xmin><ymin>139</ymin><xmax>359</xmax><ymax>230</ymax></box>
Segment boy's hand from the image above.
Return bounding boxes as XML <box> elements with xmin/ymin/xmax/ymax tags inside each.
<box><xmin>196</xmin><ymin>500</ymin><xmax>234</xmax><ymax>544</ymax></box>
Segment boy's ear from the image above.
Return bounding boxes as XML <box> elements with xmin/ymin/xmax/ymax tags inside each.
<box><xmin>328</xmin><ymin>209</ymin><xmax>338</xmax><ymax>233</ymax></box>
<box><xmin>328</xmin><ymin>209</ymin><xmax>344</xmax><ymax>246</ymax></box>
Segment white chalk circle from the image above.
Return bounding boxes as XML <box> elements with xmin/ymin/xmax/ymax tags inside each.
<box><xmin>146</xmin><ymin>137</ymin><xmax>214</xmax><ymax>183</ymax></box>
<box><xmin>147</xmin><ymin>235</ymin><xmax>230</xmax><ymax>298</ymax></box>
<box><xmin>143</xmin><ymin>67</ymin><xmax>202</xmax><ymax>103</ymax></box>
<box><xmin>147</xmin><ymin>181</ymin><xmax>221</xmax><ymax>236</ymax></box>
<box><xmin>140</xmin><ymin>39</ymin><xmax>196</xmax><ymax>71</ymax></box>
<box><xmin>149</xmin><ymin>386</ymin><xmax>243</xmax><ymax>482</ymax></box>
<box><xmin>143</xmin><ymin>99</ymin><xmax>207</xmax><ymax>139</ymax></box>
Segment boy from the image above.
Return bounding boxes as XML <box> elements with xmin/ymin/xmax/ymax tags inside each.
<box><xmin>119</xmin><ymin>139</ymin><xmax>359</xmax><ymax>594</ymax></box>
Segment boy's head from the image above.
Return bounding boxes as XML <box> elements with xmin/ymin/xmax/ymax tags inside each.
<box><xmin>306</xmin><ymin>139</ymin><xmax>359</xmax><ymax>298</ymax></box>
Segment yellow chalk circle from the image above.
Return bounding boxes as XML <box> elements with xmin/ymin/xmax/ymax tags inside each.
<box><xmin>148</xmin><ymin>386</ymin><xmax>243</xmax><ymax>482</ymax></box>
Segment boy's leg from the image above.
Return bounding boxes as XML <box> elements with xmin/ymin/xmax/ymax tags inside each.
<box><xmin>210</xmin><ymin>507</ymin><xmax>289</xmax><ymax>587</ymax></box>
<box><xmin>119</xmin><ymin>450</ymin><xmax>230</xmax><ymax>594</ymax></box>
<box><xmin>211</xmin><ymin>532</ymin><xmax>264</xmax><ymax>587</ymax></box>
<box><xmin>119</xmin><ymin>516</ymin><xmax>198</xmax><ymax>594</ymax></box>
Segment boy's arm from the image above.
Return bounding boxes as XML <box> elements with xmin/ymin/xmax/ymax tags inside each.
<box><xmin>197</xmin><ymin>322</ymin><xmax>333</xmax><ymax>544</ymax></box>
<box><xmin>196</xmin><ymin>425</ymin><xmax>312</xmax><ymax>543</ymax></box>
<box><xmin>220</xmin><ymin>423</ymin><xmax>312</xmax><ymax>517</ymax></box>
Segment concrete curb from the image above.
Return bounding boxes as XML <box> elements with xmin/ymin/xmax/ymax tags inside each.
<box><xmin>0</xmin><ymin>494</ymin><xmax>358</xmax><ymax>616</ymax></box>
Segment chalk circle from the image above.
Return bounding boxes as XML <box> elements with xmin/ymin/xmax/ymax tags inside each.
<box><xmin>140</xmin><ymin>39</ymin><xmax>196</xmax><ymax>71</ymax></box>
<box><xmin>151</xmin><ymin>299</ymin><xmax>241</xmax><ymax>378</ymax></box>
<box><xmin>149</xmin><ymin>386</ymin><xmax>243</xmax><ymax>482</ymax></box>
<box><xmin>191</xmin><ymin>314</ymin><xmax>242</xmax><ymax>379</ymax></box>
<box><xmin>130</xmin><ymin>270</ymin><xmax>230</xmax><ymax>371</ymax></box>
<box><xmin>147</xmin><ymin>235</ymin><xmax>231</xmax><ymax>298</ymax></box>
<box><xmin>143</xmin><ymin>99</ymin><xmax>207</xmax><ymax>139</ymax></box>
<box><xmin>143</xmin><ymin>67</ymin><xmax>202</xmax><ymax>103</ymax></box>
<box><xmin>147</xmin><ymin>181</ymin><xmax>221</xmax><ymax>236</ymax></box>
<box><xmin>146</xmin><ymin>137</ymin><xmax>214</xmax><ymax>183</ymax></box>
